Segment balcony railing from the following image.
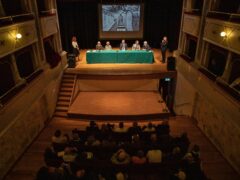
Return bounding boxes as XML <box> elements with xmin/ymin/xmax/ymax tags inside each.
<box><xmin>39</xmin><ymin>9</ymin><xmax>56</xmax><ymax>17</ymax></box>
<box><xmin>184</xmin><ymin>8</ymin><xmax>202</xmax><ymax>16</ymax></box>
<box><xmin>207</xmin><ymin>11</ymin><xmax>240</xmax><ymax>23</ymax></box>
<box><xmin>0</xmin><ymin>13</ymin><xmax>34</xmax><ymax>27</ymax></box>
<box><xmin>0</xmin><ymin>69</ymin><xmax>43</xmax><ymax>106</ymax></box>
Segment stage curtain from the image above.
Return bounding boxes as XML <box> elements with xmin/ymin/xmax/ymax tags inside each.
<box><xmin>57</xmin><ymin>0</ymin><xmax>182</xmax><ymax>51</ymax></box>
<box><xmin>57</xmin><ymin>1</ymin><xmax>99</xmax><ymax>52</ymax></box>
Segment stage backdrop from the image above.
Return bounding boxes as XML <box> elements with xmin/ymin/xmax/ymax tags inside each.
<box><xmin>57</xmin><ymin>0</ymin><xmax>182</xmax><ymax>52</ymax></box>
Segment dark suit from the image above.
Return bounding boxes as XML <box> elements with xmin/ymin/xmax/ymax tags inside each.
<box><xmin>96</xmin><ymin>44</ymin><xmax>103</xmax><ymax>50</ymax></box>
<box><xmin>120</xmin><ymin>43</ymin><xmax>128</xmax><ymax>50</ymax></box>
<box><xmin>142</xmin><ymin>44</ymin><xmax>151</xmax><ymax>51</ymax></box>
<box><xmin>161</xmin><ymin>40</ymin><xmax>168</xmax><ymax>63</ymax></box>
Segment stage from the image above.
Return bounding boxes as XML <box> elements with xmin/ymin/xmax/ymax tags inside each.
<box><xmin>67</xmin><ymin>91</ymin><xmax>170</xmax><ymax>120</ymax></box>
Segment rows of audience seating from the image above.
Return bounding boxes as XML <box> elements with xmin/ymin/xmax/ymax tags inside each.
<box><xmin>37</xmin><ymin>121</ymin><xmax>208</xmax><ymax>180</ymax></box>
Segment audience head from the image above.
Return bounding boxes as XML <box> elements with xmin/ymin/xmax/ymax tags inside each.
<box><xmin>184</xmin><ymin>152</ymin><xmax>194</xmax><ymax>163</ymax></box>
<box><xmin>148</xmin><ymin>122</ymin><xmax>153</xmax><ymax>129</ymax></box>
<box><xmin>116</xmin><ymin>172</ymin><xmax>126</xmax><ymax>180</ymax></box>
<box><xmin>150</xmin><ymin>133</ymin><xmax>158</xmax><ymax>143</ymax></box>
<box><xmin>119</xmin><ymin>122</ymin><xmax>124</xmax><ymax>128</ymax></box>
<box><xmin>176</xmin><ymin>170</ymin><xmax>186</xmax><ymax>180</ymax></box>
<box><xmin>63</xmin><ymin>133</ymin><xmax>70</xmax><ymax>141</ymax></box>
<box><xmin>172</xmin><ymin>146</ymin><xmax>181</xmax><ymax>155</ymax></box>
<box><xmin>144</xmin><ymin>41</ymin><xmax>148</xmax><ymax>45</ymax></box>
<box><xmin>117</xmin><ymin>149</ymin><xmax>128</xmax><ymax>162</ymax></box>
<box><xmin>54</xmin><ymin>130</ymin><xmax>61</xmax><ymax>137</ymax></box>
<box><xmin>89</xmin><ymin>120</ymin><xmax>96</xmax><ymax>127</ymax></box>
<box><xmin>137</xmin><ymin>150</ymin><xmax>145</xmax><ymax>158</ymax></box>
<box><xmin>132</xmin><ymin>121</ymin><xmax>138</xmax><ymax>127</ymax></box>
<box><xmin>75</xmin><ymin>168</ymin><xmax>86</xmax><ymax>178</ymax></box>
<box><xmin>86</xmin><ymin>135</ymin><xmax>96</xmax><ymax>145</ymax></box>
<box><xmin>135</xmin><ymin>40</ymin><xmax>139</xmax><ymax>44</ymax></box>
<box><xmin>97</xmin><ymin>41</ymin><xmax>101</xmax><ymax>45</ymax></box>
<box><xmin>192</xmin><ymin>144</ymin><xmax>200</xmax><ymax>153</ymax></box>
<box><xmin>132</xmin><ymin>133</ymin><xmax>140</xmax><ymax>143</ymax></box>
<box><xmin>122</xmin><ymin>39</ymin><xmax>125</xmax><ymax>43</ymax></box>
<box><xmin>106</xmin><ymin>41</ymin><xmax>110</xmax><ymax>45</ymax></box>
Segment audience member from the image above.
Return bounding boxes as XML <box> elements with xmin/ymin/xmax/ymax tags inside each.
<box><xmin>36</xmin><ymin>165</ymin><xmax>64</xmax><ymax>180</ymax></box>
<box><xmin>156</xmin><ymin>120</ymin><xmax>170</xmax><ymax>135</ymax></box>
<box><xmin>128</xmin><ymin>122</ymin><xmax>142</xmax><ymax>135</ymax></box>
<box><xmin>102</xmin><ymin>136</ymin><xmax>116</xmax><ymax>147</ymax></box>
<box><xmin>149</xmin><ymin>133</ymin><xmax>159</xmax><ymax>146</ymax></box>
<box><xmin>113</xmin><ymin>122</ymin><xmax>128</xmax><ymax>133</ymax></box>
<box><xmin>44</xmin><ymin>147</ymin><xmax>61</xmax><ymax>167</ymax></box>
<box><xmin>52</xmin><ymin>130</ymin><xmax>67</xmax><ymax>144</ymax></box>
<box><xmin>143</xmin><ymin>122</ymin><xmax>155</xmax><ymax>132</ymax></box>
<box><xmin>131</xmin><ymin>150</ymin><xmax>147</xmax><ymax>164</ymax></box>
<box><xmin>70</xmin><ymin>129</ymin><xmax>81</xmax><ymax>146</ymax></box>
<box><xmin>191</xmin><ymin>144</ymin><xmax>200</xmax><ymax>161</ymax></box>
<box><xmin>61</xmin><ymin>146</ymin><xmax>78</xmax><ymax>163</ymax></box>
<box><xmin>86</xmin><ymin>120</ymin><xmax>99</xmax><ymax>134</ymax></box>
<box><xmin>116</xmin><ymin>172</ymin><xmax>128</xmax><ymax>180</ymax></box>
<box><xmin>131</xmin><ymin>133</ymin><xmax>143</xmax><ymax>148</ymax></box>
<box><xmin>84</xmin><ymin>135</ymin><xmax>101</xmax><ymax>146</ymax></box>
<box><xmin>146</xmin><ymin>148</ymin><xmax>162</xmax><ymax>163</ymax></box>
<box><xmin>111</xmin><ymin>149</ymin><xmax>130</xmax><ymax>165</ymax></box>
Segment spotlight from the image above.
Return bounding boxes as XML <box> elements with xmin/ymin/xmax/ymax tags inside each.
<box><xmin>220</xmin><ymin>31</ymin><xmax>227</xmax><ymax>37</ymax></box>
<box><xmin>16</xmin><ymin>33</ymin><xmax>22</xmax><ymax>39</ymax></box>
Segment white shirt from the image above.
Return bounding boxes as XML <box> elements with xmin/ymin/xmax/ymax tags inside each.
<box><xmin>72</xmin><ymin>41</ymin><xmax>79</xmax><ymax>49</ymax></box>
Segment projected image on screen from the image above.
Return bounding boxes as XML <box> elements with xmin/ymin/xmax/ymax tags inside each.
<box><xmin>102</xmin><ymin>5</ymin><xmax>140</xmax><ymax>32</ymax></box>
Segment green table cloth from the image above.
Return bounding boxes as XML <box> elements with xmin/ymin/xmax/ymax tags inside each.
<box><xmin>86</xmin><ymin>50</ymin><xmax>154</xmax><ymax>64</ymax></box>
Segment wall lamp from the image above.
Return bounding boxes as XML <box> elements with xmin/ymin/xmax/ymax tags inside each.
<box><xmin>220</xmin><ymin>31</ymin><xmax>227</xmax><ymax>38</ymax></box>
<box><xmin>16</xmin><ymin>33</ymin><xmax>22</xmax><ymax>39</ymax></box>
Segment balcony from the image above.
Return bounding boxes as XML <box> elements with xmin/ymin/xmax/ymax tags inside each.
<box><xmin>182</xmin><ymin>13</ymin><xmax>201</xmax><ymax>37</ymax></box>
<box><xmin>207</xmin><ymin>11</ymin><xmax>240</xmax><ymax>24</ymax></box>
<box><xmin>203</xmin><ymin>17</ymin><xmax>240</xmax><ymax>53</ymax></box>
<box><xmin>0</xmin><ymin>20</ymin><xmax>37</xmax><ymax>58</ymax></box>
<box><xmin>40</xmin><ymin>13</ymin><xmax>58</xmax><ymax>39</ymax></box>
<box><xmin>0</xmin><ymin>13</ymin><xmax>34</xmax><ymax>27</ymax></box>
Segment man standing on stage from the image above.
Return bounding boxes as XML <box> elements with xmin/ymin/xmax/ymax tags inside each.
<box><xmin>161</xmin><ymin>36</ymin><xmax>168</xmax><ymax>63</ymax></box>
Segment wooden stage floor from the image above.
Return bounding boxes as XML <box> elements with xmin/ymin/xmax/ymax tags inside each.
<box><xmin>68</xmin><ymin>91</ymin><xmax>170</xmax><ymax>120</ymax></box>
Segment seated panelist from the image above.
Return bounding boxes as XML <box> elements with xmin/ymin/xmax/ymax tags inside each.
<box><xmin>142</xmin><ymin>41</ymin><xmax>151</xmax><ymax>51</ymax></box>
<box><xmin>132</xmin><ymin>40</ymin><xmax>141</xmax><ymax>50</ymax></box>
<box><xmin>96</xmin><ymin>41</ymin><xmax>103</xmax><ymax>50</ymax></box>
<box><xmin>120</xmin><ymin>39</ymin><xmax>128</xmax><ymax>50</ymax></box>
<box><xmin>105</xmin><ymin>41</ymin><xmax>112</xmax><ymax>50</ymax></box>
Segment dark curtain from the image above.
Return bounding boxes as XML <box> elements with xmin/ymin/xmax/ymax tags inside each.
<box><xmin>57</xmin><ymin>1</ymin><xmax>99</xmax><ymax>52</ymax></box>
<box><xmin>57</xmin><ymin>0</ymin><xmax>182</xmax><ymax>51</ymax></box>
<box><xmin>144</xmin><ymin>0</ymin><xmax>182</xmax><ymax>50</ymax></box>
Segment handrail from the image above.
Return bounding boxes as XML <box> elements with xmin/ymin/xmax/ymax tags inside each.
<box><xmin>40</xmin><ymin>9</ymin><xmax>56</xmax><ymax>13</ymax></box>
<box><xmin>208</xmin><ymin>11</ymin><xmax>240</xmax><ymax>16</ymax></box>
<box><xmin>175</xmin><ymin>102</ymin><xmax>191</xmax><ymax>107</ymax></box>
<box><xmin>69</xmin><ymin>74</ymin><xmax>78</xmax><ymax>106</ymax></box>
<box><xmin>11</xmin><ymin>13</ymin><xmax>34</xmax><ymax>18</ymax></box>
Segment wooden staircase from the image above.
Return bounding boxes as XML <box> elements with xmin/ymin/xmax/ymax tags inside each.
<box><xmin>54</xmin><ymin>72</ymin><xmax>75</xmax><ymax>118</ymax></box>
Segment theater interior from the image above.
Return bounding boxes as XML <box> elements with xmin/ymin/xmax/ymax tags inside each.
<box><xmin>0</xmin><ymin>0</ymin><xmax>240</xmax><ymax>179</ymax></box>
